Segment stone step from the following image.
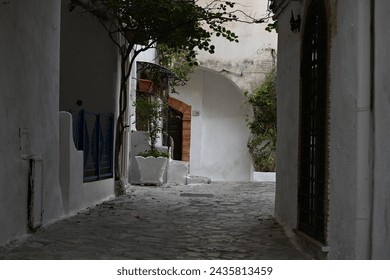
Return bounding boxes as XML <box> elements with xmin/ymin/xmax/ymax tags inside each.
<box><xmin>186</xmin><ymin>175</ymin><xmax>211</xmax><ymax>185</ymax></box>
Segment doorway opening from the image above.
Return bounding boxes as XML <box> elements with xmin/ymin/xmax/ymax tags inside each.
<box><xmin>168</xmin><ymin>107</ymin><xmax>183</xmax><ymax>160</ymax></box>
<box><xmin>167</xmin><ymin>97</ymin><xmax>192</xmax><ymax>161</ymax></box>
<box><xmin>298</xmin><ymin>0</ymin><xmax>329</xmax><ymax>243</ymax></box>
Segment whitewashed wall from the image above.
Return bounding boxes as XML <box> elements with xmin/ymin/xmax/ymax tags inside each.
<box><xmin>0</xmin><ymin>1</ymin><xmax>63</xmax><ymax>246</ymax></box>
<box><xmin>0</xmin><ymin>0</ymin><xmax>124</xmax><ymax>246</ymax></box>
<box><xmin>197</xmin><ymin>0</ymin><xmax>277</xmax><ymax>93</ymax></box>
<box><xmin>176</xmin><ymin>67</ymin><xmax>252</xmax><ymax>181</ymax></box>
<box><xmin>59</xmin><ymin>112</ymin><xmax>114</xmax><ymax>215</ymax></box>
<box><xmin>273</xmin><ymin>0</ymin><xmax>301</xmax><ymax>235</ymax></box>
<box><xmin>193</xmin><ymin>0</ymin><xmax>277</xmax><ymax>180</ymax></box>
<box><xmin>60</xmin><ymin>3</ymin><xmax>118</xmax><ymax>115</ymax></box>
<box><xmin>275</xmin><ymin>0</ymin><xmax>390</xmax><ymax>260</ymax></box>
<box><xmin>327</xmin><ymin>0</ymin><xmax>370</xmax><ymax>260</ymax></box>
<box><xmin>275</xmin><ymin>0</ymin><xmax>364</xmax><ymax>260</ymax></box>
<box><xmin>59</xmin><ymin>1</ymin><xmax>118</xmax><ymax>210</ymax></box>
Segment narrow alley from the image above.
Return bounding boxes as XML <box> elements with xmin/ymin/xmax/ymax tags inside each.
<box><xmin>0</xmin><ymin>182</ymin><xmax>308</xmax><ymax>260</ymax></box>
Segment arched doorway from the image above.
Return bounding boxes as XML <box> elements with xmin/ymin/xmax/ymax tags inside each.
<box><xmin>298</xmin><ymin>0</ymin><xmax>329</xmax><ymax>243</ymax></box>
<box><xmin>167</xmin><ymin>97</ymin><xmax>191</xmax><ymax>161</ymax></box>
<box><xmin>168</xmin><ymin>107</ymin><xmax>183</xmax><ymax>160</ymax></box>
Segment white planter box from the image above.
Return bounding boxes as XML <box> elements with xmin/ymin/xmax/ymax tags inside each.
<box><xmin>135</xmin><ymin>156</ymin><xmax>168</xmax><ymax>185</ymax></box>
<box><xmin>167</xmin><ymin>160</ymin><xmax>189</xmax><ymax>185</ymax></box>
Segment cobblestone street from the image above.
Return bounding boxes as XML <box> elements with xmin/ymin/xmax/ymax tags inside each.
<box><xmin>0</xmin><ymin>182</ymin><xmax>309</xmax><ymax>260</ymax></box>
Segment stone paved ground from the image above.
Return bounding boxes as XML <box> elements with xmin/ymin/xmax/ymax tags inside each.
<box><xmin>0</xmin><ymin>182</ymin><xmax>309</xmax><ymax>260</ymax></box>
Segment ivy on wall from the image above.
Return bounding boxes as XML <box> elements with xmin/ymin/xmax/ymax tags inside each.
<box><xmin>245</xmin><ymin>69</ymin><xmax>277</xmax><ymax>172</ymax></box>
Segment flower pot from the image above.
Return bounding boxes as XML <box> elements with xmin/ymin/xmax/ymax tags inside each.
<box><xmin>138</xmin><ymin>79</ymin><xmax>153</xmax><ymax>93</ymax></box>
<box><xmin>135</xmin><ymin>156</ymin><xmax>168</xmax><ymax>185</ymax></box>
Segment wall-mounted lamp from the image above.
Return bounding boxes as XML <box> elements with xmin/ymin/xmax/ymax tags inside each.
<box><xmin>290</xmin><ymin>10</ymin><xmax>301</xmax><ymax>33</ymax></box>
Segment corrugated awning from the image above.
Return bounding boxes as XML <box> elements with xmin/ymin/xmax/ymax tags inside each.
<box><xmin>137</xmin><ymin>61</ymin><xmax>180</xmax><ymax>81</ymax></box>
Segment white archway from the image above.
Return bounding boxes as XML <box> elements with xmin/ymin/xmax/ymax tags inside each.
<box><xmin>175</xmin><ymin>67</ymin><xmax>253</xmax><ymax>181</ymax></box>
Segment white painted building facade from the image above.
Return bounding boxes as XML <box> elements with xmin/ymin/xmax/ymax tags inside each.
<box><xmin>0</xmin><ymin>0</ymin><xmax>159</xmax><ymax>246</ymax></box>
<box><xmin>175</xmin><ymin>67</ymin><xmax>253</xmax><ymax>181</ymax></box>
<box><xmin>172</xmin><ymin>0</ymin><xmax>277</xmax><ymax>181</ymax></box>
<box><xmin>274</xmin><ymin>0</ymin><xmax>390</xmax><ymax>259</ymax></box>
<box><xmin>0</xmin><ymin>0</ymin><xmax>64</xmax><ymax>247</ymax></box>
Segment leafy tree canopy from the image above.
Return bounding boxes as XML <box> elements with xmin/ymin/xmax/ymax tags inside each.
<box><xmin>245</xmin><ymin>69</ymin><xmax>277</xmax><ymax>172</ymax></box>
<box><xmin>68</xmin><ymin>0</ymin><xmax>265</xmax><ymax>193</ymax></box>
<box><xmin>68</xmin><ymin>0</ymin><xmax>255</xmax><ymax>60</ymax></box>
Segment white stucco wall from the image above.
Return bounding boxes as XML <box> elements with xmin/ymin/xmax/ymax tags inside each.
<box><xmin>60</xmin><ymin>1</ymin><xmax>119</xmax><ymax>199</ymax></box>
<box><xmin>60</xmin><ymin>2</ymin><xmax>118</xmax><ymax>115</ymax></box>
<box><xmin>279</xmin><ymin>0</ymin><xmax>367</xmax><ymax>260</ymax></box>
<box><xmin>197</xmin><ymin>0</ymin><xmax>278</xmax><ymax>92</ymax></box>
<box><xmin>327</xmin><ymin>0</ymin><xmax>370</xmax><ymax>260</ymax></box>
<box><xmin>59</xmin><ymin>112</ymin><xmax>114</xmax><ymax>215</ymax></box>
<box><xmin>273</xmin><ymin>1</ymin><xmax>301</xmax><ymax>232</ymax></box>
<box><xmin>59</xmin><ymin>112</ymin><xmax>83</xmax><ymax>213</ymax></box>
<box><xmin>176</xmin><ymin>67</ymin><xmax>252</xmax><ymax>181</ymax></box>
<box><xmin>275</xmin><ymin>0</ymin><xmax>390</xmax><ymax>260</ymax></box>
<box><xmin>0</xmin><ymin>1</ymin><xmax>123</xmax><ymax>246</ymax></box>
<box><xmin>0</xmin><ymin>1</ymin><xmax>63</xmax><ymax>245</ymax></box>
<box><xmin>327</xmin><ymin>0</ymin><xmax>390</xmax><ymax>259</ymax></box>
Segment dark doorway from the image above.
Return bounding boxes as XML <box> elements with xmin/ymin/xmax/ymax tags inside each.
<box><xmin>298</xmin><ymin>0</ymin><xmax>328</xmax><ymax>243</ymax></box>
<box><xmin>168</xmin><ymin>107</ymin><xmax>183</xmax><ymax>160</ymax></box>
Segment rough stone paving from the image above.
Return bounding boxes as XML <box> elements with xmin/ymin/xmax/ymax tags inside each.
<box><xmin>0</xmin><ymin>182</ymin><xmax>309</xmax><ymax>259</ymax></box>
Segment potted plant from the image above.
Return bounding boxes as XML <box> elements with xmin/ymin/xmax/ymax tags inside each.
<box><xmin>137</xmin><ymin>79</ymin><xmax>154</xmax><ymax>93</ymax></box>
<box><xmin>134</xmin><ymin>96</ymin><xmax>169</xmax><ymax>185</ymax></box>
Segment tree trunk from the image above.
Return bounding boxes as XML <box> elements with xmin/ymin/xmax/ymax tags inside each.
<box><xmin>114</xmin><ymin>54</ymin><xmax>129</xmax><ymax>196</ymax></box>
